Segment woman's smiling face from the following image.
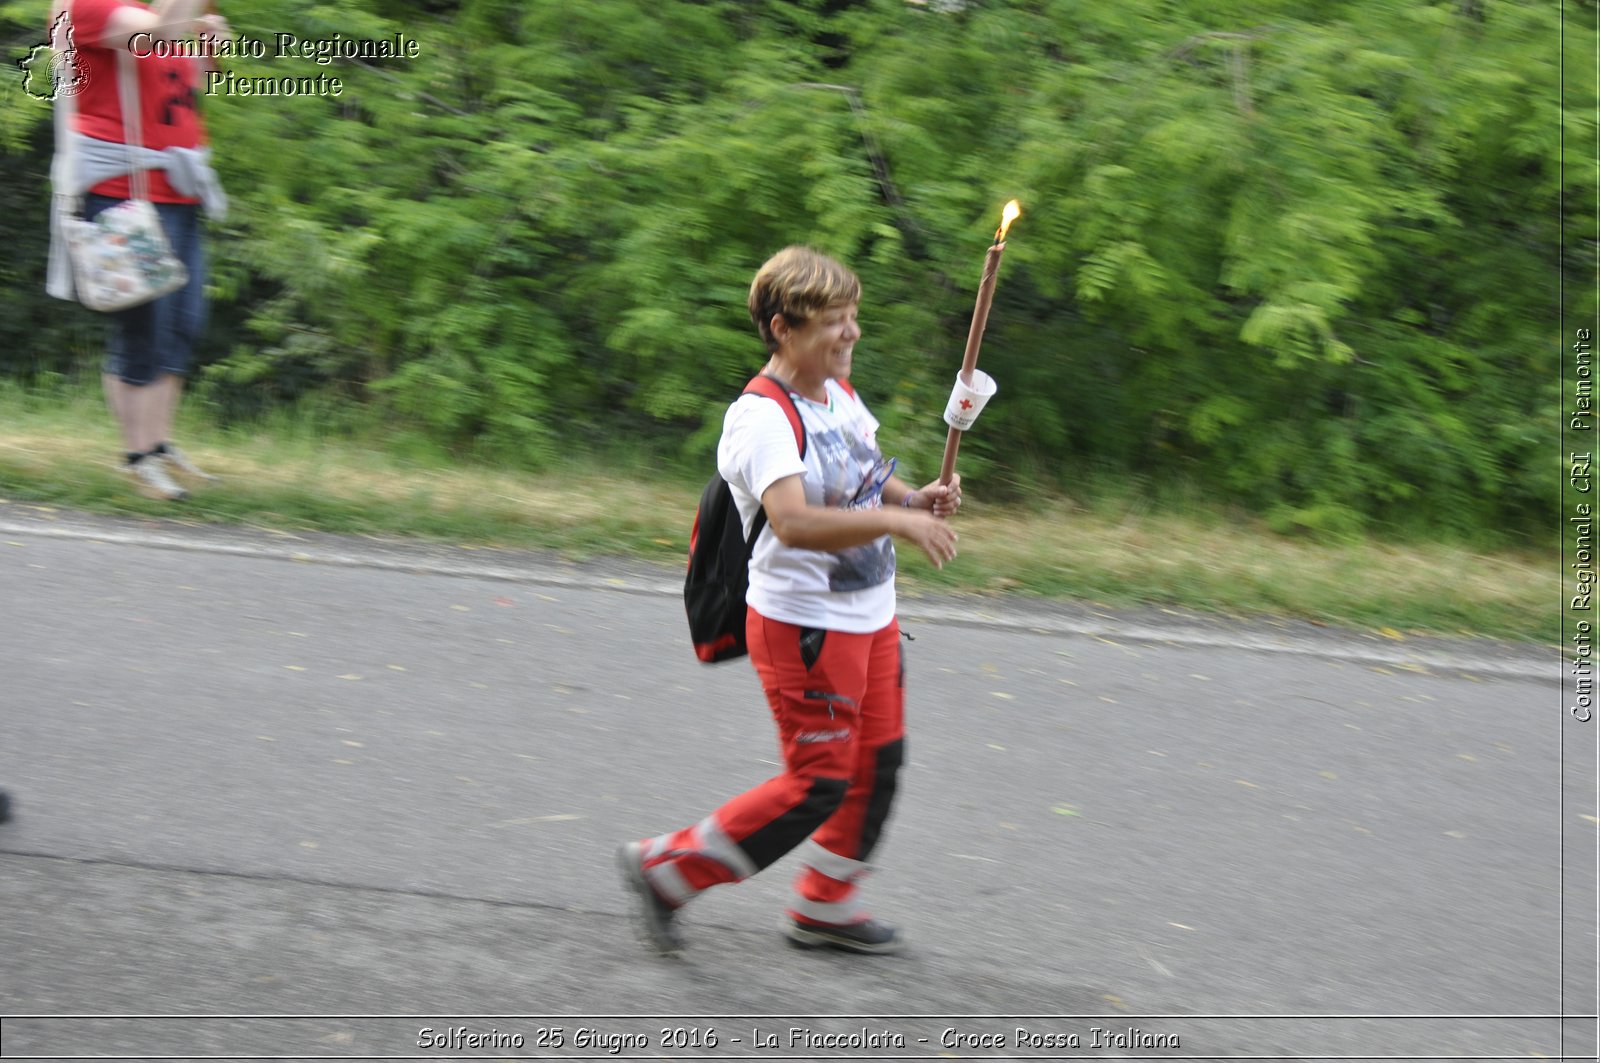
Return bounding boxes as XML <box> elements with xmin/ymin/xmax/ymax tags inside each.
<box><xmin>781</xmin><ymin>301</ymin><xmax>861</xmax><ymax>382</ymax></box>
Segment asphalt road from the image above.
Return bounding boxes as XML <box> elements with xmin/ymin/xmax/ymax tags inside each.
<box><xmin>0</xmin><ymin>502</ymin><xmax>1591</xmax><ymax>1062</ymax></box>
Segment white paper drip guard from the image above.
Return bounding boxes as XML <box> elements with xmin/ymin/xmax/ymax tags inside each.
<box><xmin>943</xmin><ymin>369</ymin><xmax>998</xmax><ymax>431</ymax></box>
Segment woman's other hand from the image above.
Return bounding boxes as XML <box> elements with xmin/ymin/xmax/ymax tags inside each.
<box><xmin>894</xmin><ymin>508</ymin><xmax>959</xmax><ymax>569</ymax></box>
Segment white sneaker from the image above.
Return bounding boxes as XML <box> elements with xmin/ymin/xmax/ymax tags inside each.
<box><xmin>126</xmin><ymin>458</ymin><xmax>187</xmax><ymax>500</ymax></box>
<box><xmin>159</xmin><ymin>445</ymin><xmax>218</xmax><ymax>482</ymax></box>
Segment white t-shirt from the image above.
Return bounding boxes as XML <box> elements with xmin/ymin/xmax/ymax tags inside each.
<box><xmin>717</xmin><ymin>378</ymin><xmax>897</xmax><ymax>633</ymax></box>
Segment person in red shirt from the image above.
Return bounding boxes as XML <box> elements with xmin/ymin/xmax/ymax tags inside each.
<box><xmin>53</xmin><ymin>0</ymin><xmax>227</xmax><ymax>499</ymax></box>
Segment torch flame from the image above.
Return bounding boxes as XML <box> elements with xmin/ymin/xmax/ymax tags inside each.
<box><xmin>997</xmin><ymin>199</ymin><xmax>1022</xmax><ymax>242</ymax></box>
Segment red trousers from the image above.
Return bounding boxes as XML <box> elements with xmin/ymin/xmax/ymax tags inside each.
<box><xmin>638</xmin><ymin>608</ymin><xmax>906</xmax><ymax>924</ymax></box>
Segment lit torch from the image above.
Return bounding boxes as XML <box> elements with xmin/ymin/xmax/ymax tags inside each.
<box><xmin>939</xmin><ymin>199</ymin><xmax>1020</xmax><ymax>486</ymax></box>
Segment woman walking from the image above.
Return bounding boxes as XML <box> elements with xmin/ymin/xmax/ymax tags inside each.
<box><xmin>48</xmin><ymin>0</ymin><xmax>227</xmax><ymax>499</ymax></box>
<box><xmin>618</xmin><ymin>246</ymin><xmax>963</xmax><ymax>955</ymax></box>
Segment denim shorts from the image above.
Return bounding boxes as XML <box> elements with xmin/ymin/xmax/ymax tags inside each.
<box><xmin>84</xmin><ymin>194</ymin><xmax>207</xmax><ymax>386</ymax></box>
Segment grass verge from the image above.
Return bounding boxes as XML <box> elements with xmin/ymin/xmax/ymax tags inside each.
<box><xmin>0</xmin><ymin>385</ymin><xmax>1556</xmax><ymax>645</ymax></box>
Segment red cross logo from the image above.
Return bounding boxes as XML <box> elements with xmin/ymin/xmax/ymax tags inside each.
<box><xmin>959</xmin><ymin>398</ymin><xmax>973</xmax><ymax>410</ymax></box>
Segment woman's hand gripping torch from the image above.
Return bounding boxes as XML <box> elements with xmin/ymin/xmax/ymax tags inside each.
<box><xmin>939</xmin><ymin>199</ymin><xmax>1019</xmax><ymax>488</ymax></box>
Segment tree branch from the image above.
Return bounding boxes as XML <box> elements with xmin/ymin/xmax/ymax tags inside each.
<box><xmin>792</xmin><ymin>81</ymin><xmax>929</xmax><ymax>252</ymax></box>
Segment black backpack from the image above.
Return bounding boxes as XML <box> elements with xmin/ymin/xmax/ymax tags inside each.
<box><xmin>685</xmin><ymin>374</ymin><xmax>805</xmax><ymax>663</ymax></box>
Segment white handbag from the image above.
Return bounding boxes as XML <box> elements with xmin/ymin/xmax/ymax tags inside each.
<box><xmin>57</xmin><ymin>50</ymin><xmax>187</xmax><ymax>312</ymax></box>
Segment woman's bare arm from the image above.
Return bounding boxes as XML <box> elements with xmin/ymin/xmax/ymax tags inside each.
<box><xmin>761</xmin><ymin>475</ymin><xmax>959</xmax><ymax>568</ymax></box>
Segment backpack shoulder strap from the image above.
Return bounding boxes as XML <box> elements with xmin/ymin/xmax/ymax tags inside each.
<box><xmin>743</xmin><ymin>374</ymin><xmax>806</xmax><ymax>459</ymax></box>
<box><xmin>832</xmin><ymin>376</ymin><xmax>857</xmax><ymax>401</ymax></box>
<box><xmin>736</xmin><ymin>373</ymin><xmax>807</xmax><ymax>554</ymax></box>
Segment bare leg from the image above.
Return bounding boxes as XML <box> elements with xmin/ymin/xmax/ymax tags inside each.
<box><xmin>105</xmin><ymin>373</ymin><xmax>186</xmax><ymax>498</ymax></box>
<box><xmin>152</xmin><ymin>372</ymin><xmax>183</xmax><ymax>448</ymax></box>
<box><xmin>104</xmin><ymin>373</ymin><xmax>170</xmax><ymax>454</ymax></box>
<box><xmin>148</xmin><ymin>373</ymin><xmax>215</xmax><ymax>482</ymax></box>
<box><xmin>128</xmin><ymin>383</ymin><xmax>164</xmax><ymax>454</ymax></box>
<box><xmin>102</xmin><ymin>372</ymin><xmax>137</xmax><ymax>453</ymax></box>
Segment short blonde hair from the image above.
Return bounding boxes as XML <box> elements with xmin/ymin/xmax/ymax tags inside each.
<box><xmin>747</xmin><ymin>246</ymin><xmax>860</xmax><ymax>353</ymax></box>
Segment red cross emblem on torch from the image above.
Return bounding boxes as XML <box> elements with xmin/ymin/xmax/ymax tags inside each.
<box><xmin>959</xmin><ymin>399</ymin><xmax>973</xmax><ymax>411</ymax></box>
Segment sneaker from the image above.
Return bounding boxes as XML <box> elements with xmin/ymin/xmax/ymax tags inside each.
<box><xmin>158</xmin><ymin>444</ymin><xmax>218</xmax><ymax>483</ymax></box>
<box><xmin>126</xmin><ymin>458</ymin><xmax>187</xmax><ymax>501</ymax></box>
<box><xmin>784</xmin><ymin>915</ymin><xmax>903</xmax><ymax>955</ymax></box>
<box><xmin>616</xmin><ymin>841</ymin><xmax>683</xmax><ymax>954</ymax></box>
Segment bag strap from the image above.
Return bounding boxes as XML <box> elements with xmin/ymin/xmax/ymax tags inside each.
<box><xmin>51</xmin><ymin>8</ymin><xmax>79</xmax><ymax>210</ymax></box>
<box><xmin>115</xmin><ymin>49</ymin><xmax>150</xmax><ymax>202</ymax></box>
<box><xmin>738</xmin><ymin>374</ymin><xmax>809</xmax><ymax>555</ymax></box>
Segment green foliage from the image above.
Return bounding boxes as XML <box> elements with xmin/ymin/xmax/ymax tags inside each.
<box><xmin>1</xmin><ymin>0</ymin><xmax>1584</xmax><ymax>541</ymax></box>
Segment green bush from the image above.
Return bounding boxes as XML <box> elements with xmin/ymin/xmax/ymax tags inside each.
<box><xmin>2</xmin><ymin>0</ymin><xmax>1584</xmax><ymax>543</ymax></box>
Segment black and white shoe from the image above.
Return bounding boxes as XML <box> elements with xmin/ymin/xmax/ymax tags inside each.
<box><xmin>125</xmin><ymin>458</ymin><xmax>187</xmax><ymax>500</ymax></box>
<box><xmin>784</xmin><ymin>915</ymin><xmax>902</xmax><ymax>955</ymax></box>
<box><xmin>158</xmin><ymin>444</ymin><xmax>219</xmax><ymax>483</ymax></box>
<box><xmin>616</xmin><ymin>841</ymin><xmax>683</xmax><ymax>955</ymax></box>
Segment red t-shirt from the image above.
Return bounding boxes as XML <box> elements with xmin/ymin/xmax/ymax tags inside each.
<box><xmin>61</xmin><ymin>0</ymin><xmax>207</xmax><ymax>202</ymax></box>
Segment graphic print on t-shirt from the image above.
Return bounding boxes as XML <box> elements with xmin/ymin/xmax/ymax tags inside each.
<box><xmin>804</xmin><ymin>416</ymin><xmax>896</xmax><ymax>594</ymax></box>
<box><xmin>157</xmin><ymin>68</ymin><xmax>196</xmax><ymax>126</ymax></box>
